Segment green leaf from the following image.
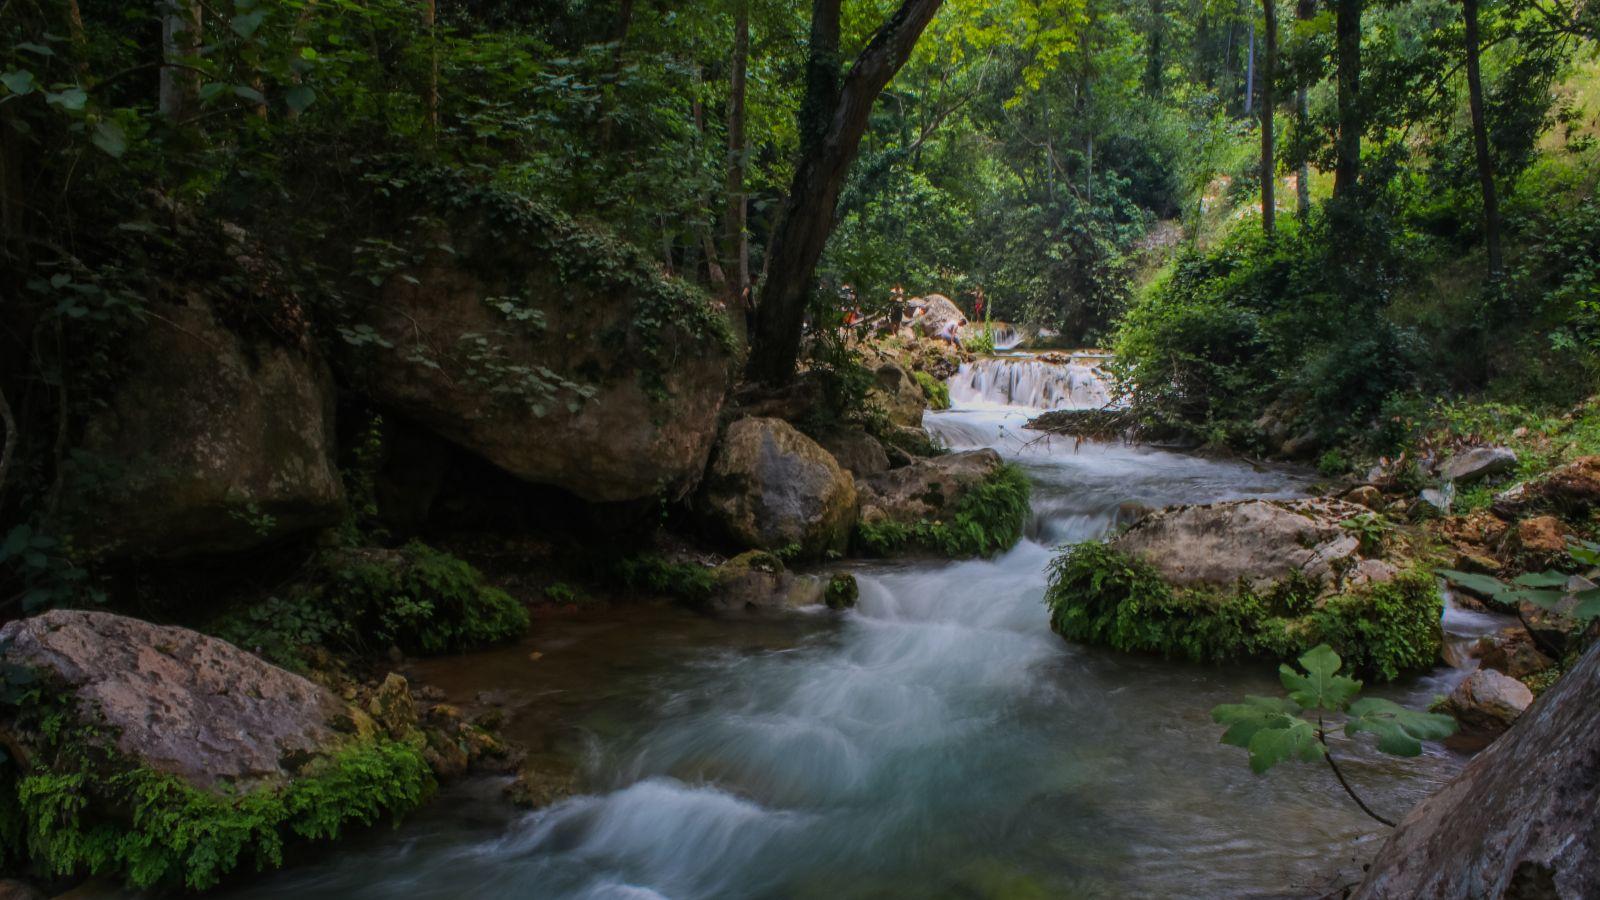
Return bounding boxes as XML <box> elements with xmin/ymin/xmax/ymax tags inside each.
<box><xmin>1435</xmin><ymin>569</ymin><xmax>1509</xmax><ymax>598</ymax></box>
<box><xmin>1506</xmin><ymin>588</ymin><xmax>1571</xmax><ymax>610</ymax></box>
<box><xmin>1346</xmin><ymin>697</ymin><xmax>1457</xmax><ymax>756</ymax></box>
<box><xmin>0</xmin><ymin>524</ymin><xmax>31</xmax><ymax>561</ymax></box>
<box><xmin>1</xmin><ymin>69</ymin><xmax>36</xmax><ymax>95</ymax></box>
<box><xmin>1279</xmin><ymin>644</ymin><xmax>1361</xmax><ymax>712</ymax></box>
<box><xmin>1246</xmin><ymin>716</ymin><xmax>1324</xmax><ymax>773</ymax></box>
<box><xmin>1511</xmin><ymin>572</ymin><xmax>1568</xmax><ymax>588</ymax></box>
<box><xmin>91</xmin><ymin>120</ymin><xmax>126</xmax><ymax>158</ymax></box>
<box><xmin>14</xmin><ymin>42</ymin><xmax>54</xmax><ymax>57</ymax></box>
<box><xmin>284</xmin><ymin>85</ymin><xmax>315</xmax><ymax>113</ymax></box>
<box><xmin>232</xmin><ymin>85</ymin><xmax>265</xmax><ymax>103</ymax></box>
<box><xmin>199</xmin><ymin>82</ymin><xmax>229</xmax><ymax>103</ymax></box>
<box><xmin>1212</xmin><ymin>695</ymin><xmax>1300</xmax><ymax>748</ymax></box>
<box><xmin>45</xmin><ymin>87</ymin><xmax>87</xmax><ymax>111</ymax></box>
<box><xmin>231</xmin><ymin>10</ymin><xmax>267</xmax><ymax>39</ymax></box>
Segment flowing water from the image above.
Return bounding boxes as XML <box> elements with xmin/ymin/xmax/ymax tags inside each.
<box><xmin>219</xmin><ymin>356</ymin><xmax>1493</xmax><ymax>900</ymax></box>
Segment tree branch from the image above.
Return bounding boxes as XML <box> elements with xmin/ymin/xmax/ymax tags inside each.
<box><xmin>1319</xmin><ymin>714</ymin><xmax>1396</xmax><ymax>827</ymax></box>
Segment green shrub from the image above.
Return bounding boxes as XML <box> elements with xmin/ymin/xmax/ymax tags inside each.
<box><xmin>1044</xmin><ymin>543</ymin><xmax>1441</xmax><ymax>680</ymax></box>
<box><xmin>213</xmin><ymin>542</ymin><xmax>528</xmax><ymax>666</ymax></box>
<box><xmin>913</xmin><ymin>370</ymin><xmax>951</xmax><ymax>410</ymax></box>
<box><xmin>856</xmin><ymin>464</ymin><xmax>1031</xmax><ymax>558</ymax></box>
<box><xmin>2</xmin><ymin>687</ymin><xmax>432</xmax><ymax>891</ymax></box>
<box><xmin>616</xmin><ymin>554</ymin><xmax>716</xmax><ymax>604</ymax></box>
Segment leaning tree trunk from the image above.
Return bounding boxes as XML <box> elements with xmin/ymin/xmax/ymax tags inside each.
<box><xmin>1332</xmin><ymin>0</ymin><xmax>1361</xmax><ymax>199</ymax></box>
<box><xmin>1260</xmin><ymin>0</ymin><xmax>1277</xmax><ymax>236</ymax></box>
<box><xmin>745</xmin><ymin>0</ymin><xmax>944</xmax><ymax>386</ymax></box>
<box><xmin>1462</xmin><ymin>0</ymin><xmax>1502</xmax><ymax>278</ymax></box>
<box><xmin>159</xmin><ymin>0</ymin><xmax>202</xmax><ymax>122</ymax></box>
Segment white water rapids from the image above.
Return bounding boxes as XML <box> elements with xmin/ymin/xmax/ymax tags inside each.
<box><xmin>215</xmin><ymin>357</ymin><xmax>1491</xmax><ymax>900</ymax></box>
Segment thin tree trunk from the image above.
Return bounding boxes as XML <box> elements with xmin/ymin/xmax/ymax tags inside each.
<box><xmin>1462</xmin><ymin>0</ymin><xmax>1502</xmax><ymax>278</ymax></box>
<box><xmin>159</xmin><ymin>0</ymin><xmax>202</xmax><ymax>122</ymax></box>
<box><xmin>424</xmin><ymin>0</ymin><xmax>439</xmax><ymax>137</ymax></box>
<box><xmin>746</xmin><ymin>0</ymin><xmax>944</xmax><ymax>385</ymax></box>
<box><xmin>1261</xmin><ymin>0</ymin><xmax>1277</xmax><ymax>236</ymax></box>
<box><xmin>1245</xmin><ymin>21</ymin><xmax>1256</xmax><ymax>114</ymax></box>
<box><xmin>1294</xmin><ymin>0</ymin><xmax>1314</xmax><ymax>216</ymax></box>
<box><xmin>725</xmin><ymin>0</ymin><xmax>751</xmax><ymax>296</ymax></box>
<box><xmin>1333</xmin><ymin>0</ymin><xmax>1361</xmax><ymax>199</ymax></box>
<box><xmin>598</xmin><ymin>0</ymin><xmax>637</xmax><ymax>151</ymax></box>
<box><xmin>1144</xmin><ymin>0</ymin><xmax>1166</xmax><ymax>95</ymax></box>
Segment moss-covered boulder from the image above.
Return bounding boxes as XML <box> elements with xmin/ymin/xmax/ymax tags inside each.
<box><xmin>855</xmin><ymin>451</ymin><xmax>1031</xmax><ymax>558</ymax></box>
<box><xmin>1044</xmin><ymin>499</ymin><xmax>1442</xmax><ymax>680</ymax></box>
<box><xmin>358</xmin><ymin>189</ymin><xmax>733</xmax><ymax>504</ymax></box>
<box><xmin>61</xmin><ymin>296</ymin><xmax>343</xmax><ymax>559</ymax></box>
<box><xmin>0</xmin><ymin>611</ymin><xmax>433</xmax><ymax>890</ymax></box>
<box><xmin>696</xmin><ymin>418</ymin><xmax>858</xmax><ymax>560</ymax></box>
<box><xmin>707</xmin><ymin>551</ymin><xmax>829</xmax><ymax>611</ymax></box>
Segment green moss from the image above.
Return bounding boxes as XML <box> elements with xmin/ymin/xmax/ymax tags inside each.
<box><xmin>4</xmin><ymin>691</ymin><xmax>432</xmax><ymax>891</ymax></box>
<box><xmin>856</xmin><ymin>464</ymin><xmax>1031</xmax><ymax>559</ymax></box>
<box><xmin>912</xmin><ymin>370</ymin><xmax>951</xmax><ymax>411</ymax></box>
<box><xmin>825</xmin><ymin>573</ymin><xmax>860</xmax><ymax>609</ymax></box>
<box><xmin>1043</xmin><ymin>543</ymin><xmax>1442</xmax><ymax>680</ymax></box>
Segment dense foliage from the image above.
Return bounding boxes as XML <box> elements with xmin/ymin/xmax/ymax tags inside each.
<box><xmin>856</xmin><ymin>463</ymin><xmax>1032</xmax><ymax>558</ymax></box>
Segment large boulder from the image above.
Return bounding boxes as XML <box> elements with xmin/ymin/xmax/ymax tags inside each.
<box><xmin>707</xmin><ymin>551</ymin><xmax>828</xmax><ymax>611</ymax></box>
<box><xmin>815</xmin><ymin>428</ymin><xmax>890</xmax><ymax>479</ymax></box>
<box><xmin>904</xmin><ymin>293</ymin><xmax>967</xmax><ymax>339</ymax></box>
<box><xmin>863</xmin><ymin>355</ymin><xmax>927</xmax><ymax>428</ymax></box>
<box><xmin>1493</xmin><ymin>455</ymin><xmax>1600</xmax><ymax>519</ymax></box>
<box><xmin>697</xmin><ymin>418</ymin><xmax>858</xmax><ymax>559</ymax></box>
<box><xmin>859</xmin><ymin>449</ymin><xmax>1007</xmax><ymax>529</ymax></box>
<box><xmin>1112</xmin><ymin>498</ymin><xmax>1393</xmax><ymax>595</ymax></box>
<box><xmin>0</xmin><ymin>610</ymin><xmax>365</xmax><ymax>790</ymax></box>
<box><xmin>1442</xmin><ymin>668</ymin><xmax>1533</xmax><ymax>738</ymax></box>
<box><xmin>1439</xmin><ymin>446</ymin><xmax>1517</xmax><ymax>483</ymax></box>
<box><xmin>1352</xmin><ymin>639</ymin><xmax>1600</xmax><ymax>900</ymax></box>
<box><xmin>359</xmin><ymin>204</ymin><xmax>732</xmax><ymax>504</ymax></box>
<box><xmin>62</xmin><ymin>296</ymin><xmax>343</xmax><ymax>558</ymax></box>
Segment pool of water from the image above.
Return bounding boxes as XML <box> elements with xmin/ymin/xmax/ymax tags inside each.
<box><xmin>213</xmin><ymin>403</ymin><xmax>1482</xmax><ymax>900</ymax></box>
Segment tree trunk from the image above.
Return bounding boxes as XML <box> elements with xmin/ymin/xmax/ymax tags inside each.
<box><xmin>1245</xmin><ymin>21</ymin><xmax>1256</xmax><ymax>115</ymax></box>
<box><xmin>424</xmin><ymin>0</ymin><xmax>439</xmax><ymax>137</ymax></box>
<box><xmin>159</xmin><ymin>0</ymin><xmax>202</xmax><ymax>122</ymax></box>
<box><xmin>745</xmin><ymin>0</ymin><xmax>944</xmax><ymax>386</ymax></box>
<box><xmin>1260</xmin><ymin>0</ymin><xmax>1277</xmax><ymax>236</ymax></box>
<box><xmin>725</xmin><ymin>0</ymin><xmax>751</xmax><ymax>296</ymax></box>
<box><xmin>1294</xmin><ymin>0</ymin><xmax>1314</xmax><ymax>216</ymax></box>
<box><xmin>1144</xmin><ymin>0</ymin><xmax>1166</xmax><ymax>95</ymax></box>
<box><xmin>1462</xmin><ymin>0</ymin><xmax>1502</xmax><ymax>278</ymax></box>
<box><xmin>1332</xmin><ymin>0</ymin><xmax>1361</xmax><ymax>199</ymax></box>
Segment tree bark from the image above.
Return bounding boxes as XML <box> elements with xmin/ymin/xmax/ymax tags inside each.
<box><xmin>1333</xmin><ymin>0</ymin><xmax>1361</xmax><ymax>199</ymax></box>
<box><xmin>1462</xmin><ymin>0</ymin><xmax>1502</xmax><ymax>278</ymax></box>
<box><xmin>724</xmin><ymin>0</ymin><xmax>751</xmax><ymax>296</ymax></box>
<box><xmin>1295</xmin><ymin>0</ymin><xmax>1314</xmax><ymax>216</ymax></box>
<box><xmin>159</xmin><ymin>0</ymin><xmax>202</xmax><ymax>122</ymax></box>
<box><xmin>1260</xmin><ymin>0</ymin><xmax>1277</xmax><ymax>236</ymax></box>
<box><xmin>745</xmin><ymin>0</ymin><xmax>944</xmax><ymax>386</ymax></box>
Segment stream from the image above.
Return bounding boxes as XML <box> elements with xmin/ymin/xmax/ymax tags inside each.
<box><xmin>220</xmin><ymin>355</ymin><xmax>1497</xmax><ymax>899</ymax></box>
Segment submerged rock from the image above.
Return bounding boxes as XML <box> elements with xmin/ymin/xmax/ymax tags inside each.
<box><xmin>1443</xmin><ymin>668</ymin><xmax>1533</xmax><ymax>738</ymax></box>
<box><xmin>1353</xmin><ymin>639</ymin><xmax>1600</xmax><ymax>900</ymax></box>
<box><xmin>708</xmin><ymin>550</ymin><xmax>828</xmax><ymax>611</ymax></box>
<box><xmin>62</xmin><ymin>296</ymin><xmax>343</xmax><ymax>559</ymax></box>
<box><xmin>697</xmin><ymin>418</ymin><xmax>858</xmax><ymax>560</ymax></box>
<box><xmin>1439</xmin><ymin>446</ymin><xmax>1517</xmax><ymax>483</ymax></box>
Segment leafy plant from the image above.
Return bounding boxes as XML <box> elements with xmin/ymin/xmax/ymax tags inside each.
<box><xmin>855</xmin><ymin>464</ymin><xmax>1031</xmax><ymax>558</ymax></box>
<box><xmin>1437</xmin><ymin>539</ymin><xmax>1600</xmax><ymax>656</ymax></box>
<box><xmin>913</xmin><ymin>370</ymin><xmax>951</xmax><ymax>410</ymax></box>
<box><xmin>1212</xmin><ymin>644</ymin><xmax>1456</xmax><ymax>826</ymax></box>
<box><xmin>1339</xmin><ymin>513</ymin><xmax>1391</xmax><ymax>556</ymax></box>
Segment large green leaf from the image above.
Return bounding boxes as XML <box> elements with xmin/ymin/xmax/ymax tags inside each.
<box><xmin>1279</xmin><ymin>644</ymin><xmax>1361</xmax><ymax>712</ymax></box>
<box><xmin>1571</xmin><ymin>588</ymin><xmax>1600</xmax><ymax>622</ymax></box>
<box><xmin>1245</xmin><ymin>716</ymin><xmax>1324</xmax><ymax>773</ymax></box>
<box><xmin>1</xmin><ymin>69</ymin><xmax>36</xmax><ymax>96</ymax></box>
<box><xmin>1212</xmin><ymin>695</ymin><xmax>1300</xmax><ymax>749</ymax></box>
<box><xmin>1435</xmin><ymin>569</ymin><xmax>1509</xmax><ymax>598</ymax></box>
<box><xmin>1345</xmin><ymin>697</ymin><xmax>1457</xmax><ymax>756</ymax></box>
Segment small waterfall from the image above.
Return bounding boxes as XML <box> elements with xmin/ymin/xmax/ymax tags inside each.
<box><xmin>989</xmin><ymin>323</ymin><xmax>1023</xmax><ymax>350</ymax></box>
<box><xmin>947</xmin><ymin>354</ymin><xmax>1117</xmax><ymax>411</ymax></box>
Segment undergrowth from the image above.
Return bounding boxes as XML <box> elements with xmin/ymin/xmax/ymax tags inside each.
<box><xmin>2</xmin><ymin>688</ymin><xmax>433</xmax><ymax>890</ymax></box>
<box><xmin>1043</xmin><ymin>543</ymin><xmax>1441</xmax><ymax>680</ymax></box>
<box><xmin>856</xmin><ymin>464</ymin><xmax>1031</xmax><ymax>558</ymax></box>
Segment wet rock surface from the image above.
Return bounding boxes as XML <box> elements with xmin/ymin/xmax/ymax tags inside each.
<box><xmin>857</xmin><ymin>449</ymin><xmax>1005</xmax><ymax>529</ymax></box>
<box><xmin>697</xmin><ymin>417</ymin><xmax>858</xmax><ymax>559</ymax></box>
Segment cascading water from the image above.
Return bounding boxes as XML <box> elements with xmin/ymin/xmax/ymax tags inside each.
<box><xmin>214</xmin><ymin>357</ymin><xmax>1472</xmax><ymax>900</ymax></box>
<box><xmin>948</xmin><ymin>354</ymin><xmax>1117</xmax><ymax>411</ymax></box>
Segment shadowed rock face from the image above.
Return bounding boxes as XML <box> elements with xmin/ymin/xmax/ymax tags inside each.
<box><xmin>0</xmin><ymin>610</ymin><xmax>361</xmax><ymax>791</ymax></box>
<box><xmin>1353</xmin><ymin>639</ymin><xmax>1600</xmax><ymax>900</ymax></box>
<box><xmin>64</xmin><ymin>296</ymin><xmax>343</xmax><ymax>559</ymax></box>
<box><xmin>696</xmin><ymin>418</ymin><xmax>857</xmax><ymax>560</ymax></box>
<box><xmin>857</xmin><ymin>448</ymin><xmax>1005</xmax><ymax>528</ymax></box>
<box><xmin>1112</xmin><ymin>498</ymin><xmax>1394</xmax><ymax>594</ymax></box>
<box><xmin>363</xmin><ymin>239</ymin><xmax>730</xmax><ymax>505</ymax></box>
